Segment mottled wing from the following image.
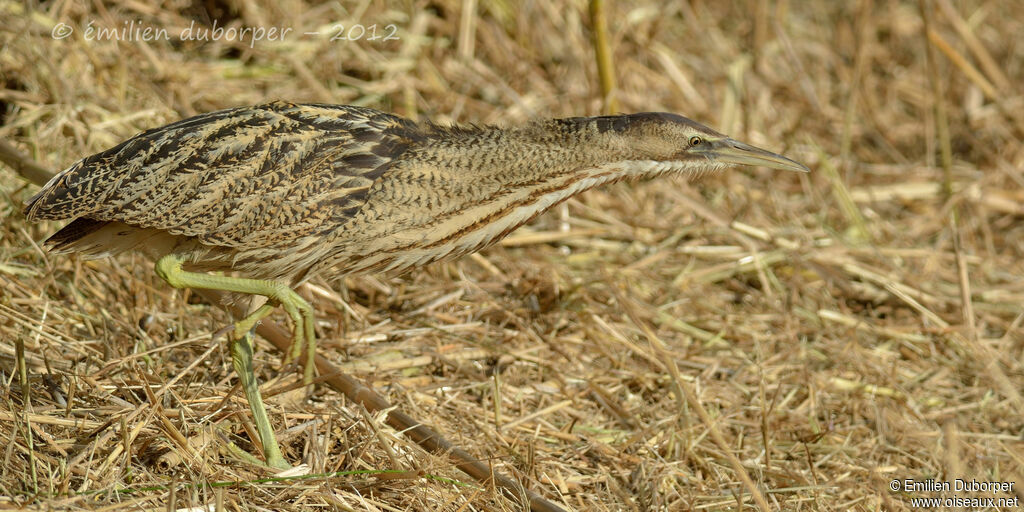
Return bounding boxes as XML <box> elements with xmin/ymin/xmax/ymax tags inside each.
<box><xmin>24</xmin><ymin>101</ymin><xmax>420</xmax><ymax>249</ymax></box>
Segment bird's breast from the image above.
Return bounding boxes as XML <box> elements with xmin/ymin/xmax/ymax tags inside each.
<box><xmin>319</xmin><ymin>162</ymin><xmax>622</xmax><ymax>276</ymax></box>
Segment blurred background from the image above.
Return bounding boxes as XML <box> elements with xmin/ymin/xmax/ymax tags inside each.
<box><xmin>1</xmin><ymin>1</ymin><xmax>1022</xmax><ymax>510</ymax></box>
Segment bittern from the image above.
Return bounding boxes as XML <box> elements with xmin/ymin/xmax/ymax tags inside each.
<box><xmin>25</xmin><ymin>101</ymin><xmax>808</xmax><ymax>469</ymax></box>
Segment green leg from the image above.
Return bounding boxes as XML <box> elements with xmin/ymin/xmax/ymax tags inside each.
<box><xmin>155</xmin><ymin>254</ymin><xmax>316</xmax><ymax>381</ymax></box>
<box><xmin>231</xmin><ymin>329</ymin><xmax>290</xmax><ymax>469</ymax></box>
<box><xmin>155</xmin><ymin>254</ymin><xmax>316</xmax><ymax>468</ymax></box>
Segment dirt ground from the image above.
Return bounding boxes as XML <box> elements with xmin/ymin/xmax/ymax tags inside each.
<box><xmin>1</xmin><ymin>1</ymin><xmax>1023</xmax><ymax>510</ymax></box>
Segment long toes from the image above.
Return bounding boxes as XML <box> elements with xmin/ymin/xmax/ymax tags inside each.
<box><xmin>286</xmin><ymin>331</ymin><xmax>304</xmax><ymax>363</ymax></box>
<box><xmin>280</xmin><ymin>322</ymin><xmax>303</xmax><ymax>364</ymax></box>
<box><xmin>303</xmin><ymin>349</ymin><xmax>315</xmax><ymax>384</ymax></box>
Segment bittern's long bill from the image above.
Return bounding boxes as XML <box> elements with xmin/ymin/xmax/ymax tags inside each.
<box><xmin>24</xmin><ymin>102</ymin><xmax>808</xmax><ymax>469</ymax></box>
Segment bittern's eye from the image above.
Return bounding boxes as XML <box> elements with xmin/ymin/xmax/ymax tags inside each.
<box><xmin>689</xmin><ymin>136</ymin><xmax>703</xmax><ymax>147</ymax></box>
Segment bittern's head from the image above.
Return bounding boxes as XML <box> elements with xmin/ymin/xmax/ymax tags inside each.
<box><xmin>586</xmin><ymin>112</ymin><xmax>809</xmax><ymax>174</ymax></box>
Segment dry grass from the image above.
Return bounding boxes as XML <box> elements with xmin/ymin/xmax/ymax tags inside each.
<box><xmin>2</xmin><ymin>0</ymin><xmax>1024</xmax><ymax>510</ymax></box>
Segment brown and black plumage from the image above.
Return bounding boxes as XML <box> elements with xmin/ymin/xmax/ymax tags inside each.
<box><xmin>25</xmin><ymin>100</ymin><xmax>808</xmax><ymax>468</ymax></box>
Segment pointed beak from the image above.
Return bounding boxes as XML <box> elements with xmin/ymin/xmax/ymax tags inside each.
<box><xmin>699</xmin><ymin>138</ymin><xmax>810</xmax><ymax>173</ymax></box>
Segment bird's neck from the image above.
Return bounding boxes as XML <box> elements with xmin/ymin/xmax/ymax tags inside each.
<box><xmin>428</xmin><ymin>119</ymin><xmax>663</xmax><ymax>188</ymax></box>
<box><xmin>398</xmin><ymin>122</ymin><xmax>669</xmax><ymax>238</ymax></box>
